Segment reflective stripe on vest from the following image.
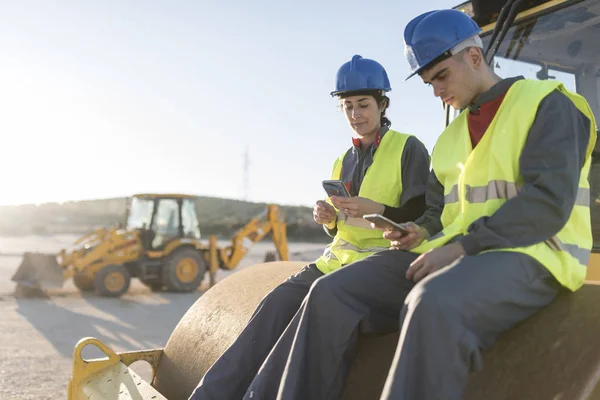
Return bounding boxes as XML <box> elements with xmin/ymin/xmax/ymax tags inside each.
<box><xmin>321</xmin><ymin>239</ymin><xmax>391</xmax><ymax>261</ymax></box>
<box><xmin>411</xmin><ymin>79</ymin><xmax>597</xmax><ymax>291</ymax></box>
<box><xmin>444</xmin><ymin>181</ymin><xmax>590</xmax><ymax>206</ymax></box>
<box><xmin>315</xmin><ymin>129</ymin><xmax>414</xmax><ymax>274</ymax></box>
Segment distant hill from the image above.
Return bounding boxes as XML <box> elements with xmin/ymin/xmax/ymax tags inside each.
<box><xmin>0</xmin><ymin>196</ymin><xmax>330</xmax><ymax>243</ymax></box>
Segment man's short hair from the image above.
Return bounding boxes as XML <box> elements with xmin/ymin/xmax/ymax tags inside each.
<box><xmin>451</xmin><ymin>34</ymin><xmax>483</xmax><ymax>55</ymax></box>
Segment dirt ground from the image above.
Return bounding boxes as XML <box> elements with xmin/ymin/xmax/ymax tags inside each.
<box><xmin>0</xmin><ymin>234</ymin><xmax>324</xmax><ymax>400</ymax></box>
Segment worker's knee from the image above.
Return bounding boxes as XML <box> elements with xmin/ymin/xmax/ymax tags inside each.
<box><xmin>261</xmin><ymin>284</ymin><xmax>288</xmax><ymax>307</ymax></box>
<box><xmin>405</xmin><ymin>277</ymin><xmax>461</xmax><ymax>319</ymax></box>
<box><xmin>257</xmin><ymin>282</ymin><xmax>307</xmax><ymax>316</ymax></box>
<box><xmin>306</xmin><ymin>273</ymin><xmax>343</xmax><ymax>305</ymax></box>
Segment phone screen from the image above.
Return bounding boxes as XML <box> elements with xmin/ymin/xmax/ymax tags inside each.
<box><xmin>323</xmin><ymin>180</ymin><xmax>350</xmax><ymax>198</ymax></box>
<box><xmin>363</xmin><ymin>214</ymin><xmax>409</xmax><ymax>235</ymax></box>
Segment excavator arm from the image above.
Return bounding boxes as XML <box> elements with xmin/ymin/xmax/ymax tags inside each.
<box><xmin>215</xmin><ymin>204</ymin><xmax>289</xmax><ymax>270</ymax></box>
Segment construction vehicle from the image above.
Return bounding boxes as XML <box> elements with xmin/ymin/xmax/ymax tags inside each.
<box><xmin>68</xmin><ymin>1</ymin><xmax>600</xmax><ymax>398</ymax></box>
<box><xmin>11</xmin><ymin>193</ymin><xmax>289</xmax><ymax>297</ymax></box>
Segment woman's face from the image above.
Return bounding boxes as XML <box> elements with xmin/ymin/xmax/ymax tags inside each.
<box><xmin>341</xmin><ymin>95</ymin><xmax>382</xmax><ymax>138</ymax></box>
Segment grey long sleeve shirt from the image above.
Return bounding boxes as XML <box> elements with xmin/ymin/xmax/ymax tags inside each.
<box><xmin>415</xmin><ymin>76</ymin><xmax>592</xmax><ymax>255</ymax></box>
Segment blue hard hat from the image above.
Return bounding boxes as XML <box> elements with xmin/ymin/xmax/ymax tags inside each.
<box><xmin>331</xmin><ymin>55</ymin><xmax>391</xmax><ymax>97</ymax></box>
<box><xmin>403</xmin><ymin>9</ymin><xmax>482</xmax><ymax>80</ymax></box>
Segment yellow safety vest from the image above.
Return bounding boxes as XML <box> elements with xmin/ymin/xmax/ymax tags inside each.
<box><xmin>412</xmin><ymin>79</ymin><xmax>597</xmax><ymax>291</ymax></box>
<box><xmin>315</xmin><ymin>129</ymin><xmax>414</xmax><ymax>274</ymax></box>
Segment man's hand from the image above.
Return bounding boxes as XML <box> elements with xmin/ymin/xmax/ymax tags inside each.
<box><xmin>405</xmin><ymin>242</ymin><xmax>466</xmax><ymax>282</ymax></box>
<box><xmin>330</xmin><ymin>196</ymin><xmax>385</xmax><ymax>218</ymax></box>
<box><xmin>313</xmin><ymin>200</ymin><xmax>336</xmax><ymax>227</ymax></box>
<box><xmin>382</xmin><ymin>222</ymin><xmax>429</xmax><ymax>251</ymax></box>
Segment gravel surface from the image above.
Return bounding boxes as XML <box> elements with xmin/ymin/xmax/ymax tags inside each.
<box><xmin>0</xmin><ymin>235</ymin><xmax>323</xmax><ymax>399</ymax></box>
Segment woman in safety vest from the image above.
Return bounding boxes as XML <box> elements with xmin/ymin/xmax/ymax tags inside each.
<box><xmin>189</xmin><ymin>54</ymin><xmax>431</xmax><ymax>400</ymax></box>
<box><xmin>237</xmin><ymin>10</ymin><xmax>597</xmax><ymax>400</ymax></box>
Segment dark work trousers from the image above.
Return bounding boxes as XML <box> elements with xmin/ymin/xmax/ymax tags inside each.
<box><xmin>243</xmin><ymin>249</ymin><xmax>562</xmax><ymax>400</ymax></box>
<box><xmin>188</xmin><ymin>263</ymin><xmax>324</xmax><ymax>400</ymax></box>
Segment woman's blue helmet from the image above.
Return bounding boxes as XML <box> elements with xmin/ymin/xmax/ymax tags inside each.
<box><xmin>331</xmin><ymin>55</ymin><xmax>391</xmax><ymax>97</ymax></box>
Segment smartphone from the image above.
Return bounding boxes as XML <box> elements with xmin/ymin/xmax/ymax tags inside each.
<box><xmin>322</xmin><ymin>180</ymin><xmax>351</xmax><ymax>198</ymax></box>
<box><xmin>363</xmin><ymin>214</ymin><xmax>410</xmax><ymax>235</ymax></box>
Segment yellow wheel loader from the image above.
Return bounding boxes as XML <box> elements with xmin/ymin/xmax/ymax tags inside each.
<box><xmin>68</xmin><ymin>1</ymin><xmax>600</xmax><ymax>398</ymax></box>
<box><xmin>11</xmin><ymin>193</ymin><xmax>289</xmax><ymax>298</ymax></box>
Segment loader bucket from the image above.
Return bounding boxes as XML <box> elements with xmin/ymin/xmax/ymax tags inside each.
<box><xmin>11</xmin><ymin>252</ymin><xmax>65</xmax><ymax>290</ymax></box>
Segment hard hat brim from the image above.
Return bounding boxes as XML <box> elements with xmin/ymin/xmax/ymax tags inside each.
<box><xmin>403</xmin><ymin>49</ymin><xmax>454</xmax><ymax>82</ymax></box>
<box><xmin>330</xmin><ymin>88</ymin><xmax>391</xmax><ymax>97</ymax></box>
<box><xmin>403</xmin><ymin>69</ymin><xmax>421</xmax><ymax>82</ymax></box>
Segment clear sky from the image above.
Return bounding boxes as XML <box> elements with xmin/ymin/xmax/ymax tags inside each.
<box><xmin>1</xmin><ymin>0</ymin><xmax>468</xmax><ymax>207</ymax></box>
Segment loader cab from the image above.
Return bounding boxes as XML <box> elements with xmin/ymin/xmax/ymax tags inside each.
<box><xmin>447</xmin><ymin>0</ymin><xmax>600</xmax><ymax>125</ymax></box>
<box><xmin>125</xmin><ymin>194</ymin><xmax>202</xmax><ymax>251</ymax></box>
<box><xmin>447</xmin><ymin>0</ymin><xmax>600</xmax><ymax>266</ymax></box>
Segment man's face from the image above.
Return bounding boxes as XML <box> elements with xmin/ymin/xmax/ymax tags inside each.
<box><xmin>418</xmin><ymin>50</ymin><xmax>480</xmax><ymax>110</ymax></box>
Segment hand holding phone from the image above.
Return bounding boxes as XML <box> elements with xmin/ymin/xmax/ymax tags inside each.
<box><xmin>363</xmin><ymin>214</ymin><xmax>409</xmax><ymax>235</ymax></box>
<box><xmin>322</xmin><ymin>180</ymin><xmax>351</xmax><ymax>198</ymax></box>
<box><xmin>383</xmin><ymin>221</ymin><xmax>428</xmax><ymax>251</ymax></box>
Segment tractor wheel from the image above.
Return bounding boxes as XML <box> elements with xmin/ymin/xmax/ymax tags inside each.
<box><xmin>73</xmin><ymin>273</ymin><xmax>95</xmax><ymax>292</ymax></box>
<box><xmin>94</xmin><ymin>265</ymin><xmax>131</xmax><ymax>297</ymax></box>
<box><xmin>161</xmin><ymin>247</ymin><xmax>206</xmax><ymax>292</ymax></box>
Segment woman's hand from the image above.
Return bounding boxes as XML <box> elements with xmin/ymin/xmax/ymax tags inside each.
<box><xmin>313</xmin><ymin>200</ymin><xmax>337</xmax><ymax>226</ymax></box>
<box><xmin>330</xmin><ymin>196</ymin><xmax>385</xmax><ymax>218</ymax></box>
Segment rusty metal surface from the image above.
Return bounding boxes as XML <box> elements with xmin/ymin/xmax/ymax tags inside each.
<box><xmin>72</xmin><ymin>362</ymin><xmax>167</xmax><ymax>400</ymax></box>
<box><xmin>69</xmin><ymin>337</ymin><xmax>167</xmax><ymax>400</ymax></box>
<box><xmin>120</xmin><ymin>349</ymin><xmax>163</xmax><ymax>371</ymax></box>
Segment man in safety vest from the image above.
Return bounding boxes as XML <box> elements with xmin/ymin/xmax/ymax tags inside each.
<box><xmin>188</xmin><ymin>55</ymin><xmax>431</xmax><ymax>400</ymax></box>
<box><xmin>237</xmin><ymin>9</ymin><xmax>598</xmax><ymax>400</ymax></box>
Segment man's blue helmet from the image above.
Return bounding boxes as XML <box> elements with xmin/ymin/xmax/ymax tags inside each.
<box><xmin>403</xmin><ymin>9</ymin><xmax>482</xmax><ymax>80</ymax></box>
<box><xmin>331</xmin><ymin>55</ymin><xmax>391</xmax><ymax>97</ymax></box>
